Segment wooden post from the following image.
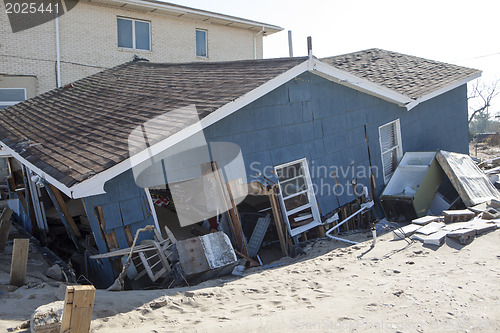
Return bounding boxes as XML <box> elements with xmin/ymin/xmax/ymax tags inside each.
<box><xmin>269</xmin><ymin>186</ymin><xmax>289</xmax><ymax>256</ymax></box>
<box><xmin>10</xmin><ymin>238</ymin><xmax>29</xmax><ymax>286</ymax></box>
<box><xmin>0</xmin><ymin>208</ymin><xmax>14</xmax><ymax>253</ymax></box>
<box><xmin>209</xmin><ymin>162</ymin><xmax>249</xmax><ymax>257</ymax></box>
<box><xmin>60</xmin><ymin>285</ymin><xmax>96</xmax><ymax>333</ymax></box>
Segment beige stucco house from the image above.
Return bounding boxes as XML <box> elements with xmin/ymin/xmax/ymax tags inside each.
<box><xmin>0</xmin><ymin>0</ymin><xmax>282</xmax><ymax>106</ymax></box>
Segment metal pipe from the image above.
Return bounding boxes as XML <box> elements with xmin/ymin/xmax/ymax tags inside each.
<box><xmin>288</xmin><ymin>30</ymin><xmax>293</xmax><ymax>57</ymax></box>
<box><xmin>325</xmin><ymin>201</ymin><xmax>374</xmax><ymax>244</ymax></box>
<box><xmin>55</xmin><ymin>10</ymin><xmax>61</xmax><ymax>87</ymax></box>
<box><xmin>253</xmin><ymin>27</ymin><xmax>265</xmax><ymax>59</ymax></box>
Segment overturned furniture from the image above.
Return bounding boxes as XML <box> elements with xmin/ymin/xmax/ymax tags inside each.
<box><xmin>176</xmin><ymin>231</ymin><xmax>237</xmax><ymax>284</ymax></box>
<box><xmin>381</xmin><ymin>150</ymin><xmax>500</xmax><ymax>221</ymax></box>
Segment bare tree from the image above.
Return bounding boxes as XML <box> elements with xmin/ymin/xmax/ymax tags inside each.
<box><xmin>468</xmin><ymin>79</ymin><xmax>499</xmax><ymax>124</ymax></box>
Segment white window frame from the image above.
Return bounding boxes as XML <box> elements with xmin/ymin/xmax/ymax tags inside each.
<box><xmin>195</xmin><ymin>29</ymin><xmax>208</xmax><ymax>58</ymax></box>
<box><xmin>274</xmin><ymin>158</ymin><xmax>322</xmax><ymax>239</ymax></box>
<box><xmin>379</xmin><ymin>119</ymin><xmax>403</xmax><ymax>183</ymax></box>
<box><xmin>0</xmin><ymin>88</ymin><xmax>27</xmax><ymax>109</ymax></box>
<box><xmin>117</xmin><ymin>17</ymin><xmax>151</xmax><ymax>51</ymax></box>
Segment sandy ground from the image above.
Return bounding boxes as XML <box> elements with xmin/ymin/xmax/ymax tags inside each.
<box><xmin>1</xmin><ymin>228</ymin><xmax>499</xmax><ymax>333</ymax></box>
<box><xmin>470</xmin><ymin>142</ymin><xmax>500</xmax><ymax>161</ymax></box>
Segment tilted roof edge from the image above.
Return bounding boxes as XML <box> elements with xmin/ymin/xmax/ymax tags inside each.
<box><xmin>4</xmin><ymin>56</ymin><xmax>479</xmax><ymax>198</ymax></box>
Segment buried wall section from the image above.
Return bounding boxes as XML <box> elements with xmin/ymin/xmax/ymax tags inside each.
<box><xmin>82</xmin><ymin>170</ymin><xmax>157</xmax><ymax>287</ymax></box>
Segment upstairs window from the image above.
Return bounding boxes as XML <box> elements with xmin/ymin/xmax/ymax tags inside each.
<box><xmin>0</xmin><ymin>88</ymin><xmax>26</xmax><ymax>109</ymax></box>
<box><xmin>196</xmin><ymin>29</ymin><xmax>207</xmax><ymax>57</ymax></box>
<box><xmin>379</xmin><ymin>119</ymin><xmax>403</xmax><ymax>183</ymax></box>
<box><xmin>117</xmin><ymin>17</ymin><xmax>150</xmax><ymax>51</ymax></box>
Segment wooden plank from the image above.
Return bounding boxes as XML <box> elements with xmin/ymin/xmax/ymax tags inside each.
<box><xmin>269</xmin><ymin>186</ymin><xmax>289</xmax><ymax>256</ymax></box>
<box><xmin>124</xmin><ymin>226</ymin><xmax>134</xmax><ymax>246</ymax></box>
<box><xmin>21</xmin><ymin>167</ymin><xmax>37</xmax><ymax>233</ymax></box>
<box><xmin>49</xmin><ymin>185</ymin><xmax>82</xmax><ymax>238</ymax></box>
<box><xmin>209</xmin><ymin>162</ymin><xmax>248</xmax><ymax>257</ymax></box>
<box><xmin>10</xmin><ymin>238</ymin><xmax>29</xmax><ymax>286</ymax></box>
<box><xmin>163</xmin><ymin>225</ymin><xmax>177</xmax><ymax>244</ymax></box>
<box><xmin>60</xmin><ymin>285</ymin><xmax>96</xmax><ymax>333</ymax></box>
<box><xmin>0</xmin><ymin>208</ymin><xmax>14</xmax><ymax>253</ymax></box>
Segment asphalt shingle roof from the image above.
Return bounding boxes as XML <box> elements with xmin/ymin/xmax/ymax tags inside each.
<box><xmin>322</xmin><ymin>48</ymin><xmax>480</xmax><ymax>99</ymax></box>
<box><xmin>0</xmin><ymin>50</ymin><xmax>480</xmax><ymax>189</ymax></box>
<box><xmin>0</xmin><ymin>57</ymin><xmax>307</xmax><ymax>187</ymax></box>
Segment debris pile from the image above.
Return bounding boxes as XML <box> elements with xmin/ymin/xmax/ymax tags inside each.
<box><xmin>384</xmin><ymin>150</ymin><xmax>500</xmax><ymax>247</ymax></box>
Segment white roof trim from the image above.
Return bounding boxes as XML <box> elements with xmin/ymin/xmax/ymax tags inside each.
<box><xmin>405</xmin><ymin>71</ymin><xmax>482</xmax><ymax>111</ymax></box>
<box><xmin>309</xmin><ymin>59</ymin><xmax>413</xmax><ymax>106</ymax></box>
<box><xmin>91</xmin><ymin>0</ymin><xmax>283</xmax><ymax>34</ymax></box>
<box><xmin>4</xmin><ymin>58</ymin><xmax>480</xmax><ymax>199</ymax></box>
<box><xmin>0</xmin><ymin>141</ymin><xmax>74</xmax><ymax>197</ymax></box>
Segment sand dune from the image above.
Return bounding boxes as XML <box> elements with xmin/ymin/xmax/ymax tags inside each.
<box><xmin>1</xmin><ymin>229</ymin><xmax>499</xmax><ymax>332</ymax></box>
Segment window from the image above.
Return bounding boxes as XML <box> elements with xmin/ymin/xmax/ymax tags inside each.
<box><xmin>274</xmin><ymin>158</ymin><xmax>322</xmax><ymax>238</ymax></box>
<box><xmin>0</xmin><ymin>88</ymin><xmax>26</xmax><ymax>109</ymax></box>
<box><xmin>196</xmin><ymin>29</ymin><xmax>207</xmax><ymax>57</ymax></box>
<box><xmin>117</xmin><ymin>17</ymin><xmax>150</xmax><ymax>51</ymax></box>
<box><xmin>379</xmin><ymin>119</ymin><xmax>403</xmax><ymax>183</ymax></box>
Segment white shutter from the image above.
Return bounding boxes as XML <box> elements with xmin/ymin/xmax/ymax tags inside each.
<box><xmin>379</xmin><ymin>120</ymin><xmax>402</xmax><ymax>182</ymax></box>
<box><xmin>380</xmin><ymin>122</ymin><xmax>396</xmax><ymax>152</ymax></box>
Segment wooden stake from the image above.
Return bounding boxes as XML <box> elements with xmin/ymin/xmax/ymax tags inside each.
<box><xmin>10</xmin><ymin>238</ymin><xmax>29</xmax><ymax>286</ymax></box>
<box><xmin>60</xmin><ymin>285</ymin><xmax>96</xmax><ymax>333</ymax></box>
<box><xmin>0</xmin><ymin>208</ymin><xmax>14</xmax><ymax>253</ymax></box>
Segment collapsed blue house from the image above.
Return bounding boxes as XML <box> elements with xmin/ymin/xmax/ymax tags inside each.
<box><xmin>0</xmin><ymin>49</ymin><xmax>480</xmax><ymax>287</ymax></box>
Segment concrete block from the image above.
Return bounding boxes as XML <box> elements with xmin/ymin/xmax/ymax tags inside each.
<box><xmin>415</xmin><ymin>221</ymin><xmax>445</xmax><ymax>235</ymax></box>
<box><xmin>393</xmin><ymin>224</ymin><xmax>422</xmax><ymax>240</ymax></box>
<box><xmin>423</xmin><ymin>230</ymin><xmax>448</xmax><ymax>246</ymax></box>
<box><xmin>447</xmin><ymin>228</ymin><xmax>475</xmax><ymax>245</ymax></box>
<box><xmin>442</xmin><ymin>209</ymin><xmax>475</xmax><ymax>223</ymax></box>
<box><xmin>412</xmin><ymin>215</ymin><xmax>441</xmax><ymax>225</ymax></box>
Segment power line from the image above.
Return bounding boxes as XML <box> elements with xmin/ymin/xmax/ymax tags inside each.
<box><xmin>0</xmin><ymin>53</ymin><xmax>109</xmax><ymax>70</ymax></box>
<box><xmin>451</xmin><ymin>52</ymin><xmax>500</xmax><ymax>63</ymax></box>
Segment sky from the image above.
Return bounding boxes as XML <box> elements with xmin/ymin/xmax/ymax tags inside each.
<box><xmin>171</xmin><ymin>0</ymin><xmax>500</xmax><ymax>115</ymax></box>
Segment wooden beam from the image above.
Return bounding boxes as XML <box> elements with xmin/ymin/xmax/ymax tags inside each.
<box><xmin>0</xmin><ymin>208</ymin><xmax>14</xmax><ymax>253</ymax></box>
<box><xmin>269</xmin><ymin>186</ymin><xmax>289</xmax><ymax>256</ymax></box>
<box><xmin>21</xmin><ymin>166</ymin><xmax>37</xmax><ymax>233</ymax></box>
<box><xmin>210</xmin><ymin>162</ymin><xmax>248</xmax><ymax>257</ymax></box>
<box><xmin>60</xmin><ymin>285</ymin><xmax>96</xmax><ymax>333</ymax></box>
<box><xmin>49</xmin><ymin>184</ymin><xmax>82</xmax><ymax>238</ymax></box>
<box><xmin>10</xmin><ymin>238</ymin><xmax>29</xmax><ymax>286</ymax></box>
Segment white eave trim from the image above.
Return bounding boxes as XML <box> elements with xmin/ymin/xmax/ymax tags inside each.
<box><xmin>309</xmin><ymin>59</ymin><xmax>413</xmax><ymax>107</ymax></box>
<box><xmin>101</xmin><ymin>0</ymin><xmax>283</xmax><ymax>34</ymax></box>
<box><xmin>405</xmin><ymin>71</ymin><xmax>482</xmax><ymax>111</ymax></box>
<box><xmin>0</xmin><ymin>141</ymin><xmax>74</xmax><ymax>198</ymax></box>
